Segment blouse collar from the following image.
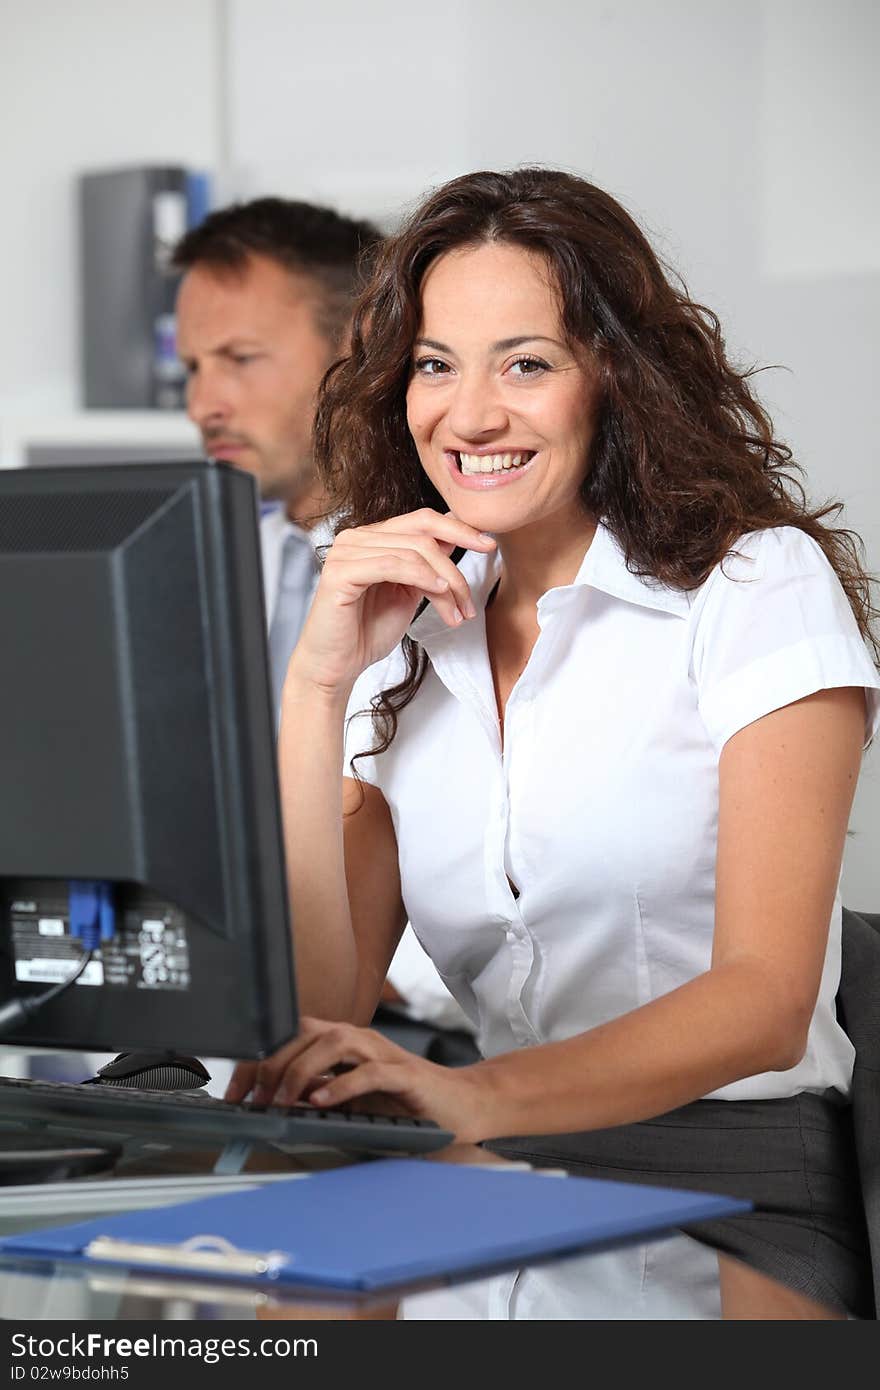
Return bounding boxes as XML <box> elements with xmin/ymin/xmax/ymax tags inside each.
<box><xmin>409</xmin><ymin>518</ymin><xmax>691</xmax><ymax>646</ymax></box>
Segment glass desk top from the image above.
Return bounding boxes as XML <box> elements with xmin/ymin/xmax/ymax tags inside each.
<box><xmin>0</xmin><ymin>1138</ymin><xmax>847</xmax><ymax>1321</ymax></box>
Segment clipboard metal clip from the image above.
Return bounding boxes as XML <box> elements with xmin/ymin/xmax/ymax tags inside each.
<box><xmin>85</xmin><ymin>1233</ymin><xmax>290</xmax><ymax>1279</ymax></box>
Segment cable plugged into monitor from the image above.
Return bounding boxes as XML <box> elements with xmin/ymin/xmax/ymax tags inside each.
<box><xmin>69</xmin><ymin>880</ymin><xmax>116</xmax><ymax>952</ymax></box>
<box><xmin>0</xmin><ymin>880</ymin><xmax>115</xmax><ymax>1038</ymax></box>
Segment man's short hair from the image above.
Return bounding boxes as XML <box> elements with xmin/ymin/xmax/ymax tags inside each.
<box><xmin>172</xmin><ymin>197</ymin><xmax>383</xmax><ymax>345</ymax></box>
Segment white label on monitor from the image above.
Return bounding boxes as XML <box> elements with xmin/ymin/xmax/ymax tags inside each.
<box><xmin>14</xmin><ymin>959</ymin><xmax>104</xmax><ymax>987</ymax></box>
<box><xmin>37</xmin><ymin>918</ymin><xmax>65</xmax><ymax>936</ymax></box>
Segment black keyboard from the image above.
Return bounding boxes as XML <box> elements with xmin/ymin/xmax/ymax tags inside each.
<box><xmin>0</xmin><ymin>1075</ymin><xmax>453</xmax><ymax>1156</ymax></box>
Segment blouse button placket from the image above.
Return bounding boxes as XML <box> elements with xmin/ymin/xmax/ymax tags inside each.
<box><xmin>499</xmin><ymin>690</ymin><xmax>540</xmax><ymax>1047</ymax></box>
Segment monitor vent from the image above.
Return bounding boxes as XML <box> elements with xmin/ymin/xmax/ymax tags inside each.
<box><xmin>0</xmin><ymin>489</ymin><xmax>176</xmax><ymax>553</ymax></box>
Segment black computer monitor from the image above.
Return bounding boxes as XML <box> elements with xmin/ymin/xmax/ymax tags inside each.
<box><xmin>0</xmin><ymin>459</ymin><xmax>296</xmax><ymax>1059</ymax></box>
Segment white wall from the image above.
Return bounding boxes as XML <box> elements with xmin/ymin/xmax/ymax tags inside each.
<box><xmin>0</xmin><ymin>0</ymin><xmax>877</xmax><ymax>901</ymax></box>
<box><xmin>0</xmin><ymin>0</ymin><xmax>220</xmax><ymax>418</ymax></box>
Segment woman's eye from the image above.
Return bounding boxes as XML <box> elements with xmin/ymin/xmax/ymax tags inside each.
<box><xmin>413</xmin><ymin>357</ymin><xmax>451</xmax><ymax>376</ymax></box>
<box><xmin>232</xmin><ymin>354</ymin><xmax>258</xmax><ymax>366</ymax></box>
<box><xmin>508</xmin><ymin>356</ymin><xmax>549</xmax><ymax>377</ymax></box>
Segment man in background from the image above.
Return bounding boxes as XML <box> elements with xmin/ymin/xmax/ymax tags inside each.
<box><xmin>173</xmin><ymin>199</ymin><xmax>476</xmax><ymax>1079</ymax></box>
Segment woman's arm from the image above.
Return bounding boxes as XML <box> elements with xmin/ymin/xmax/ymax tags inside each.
<box><xmin>226</xmin><ymin>694</ymin><xmax>405</xmax><ymax>1101</ymax></box>
<box><xmin>275</xmin><ymin>509</ymin><xmax>491</xmax><ymax>1021</ymax></box>
<box><xmin>341</xmin><ymin>778</ymin><xmax>409</xmax><ymax>1024</ymax></box>
<box><xmin>251</xmin><ymin>686</ymin><xmax>866</xmax><ymax>1141</ymax></box>
<box><xmin>276</xmin><ymin>677</ymin><xmax>405</xmax><ymax>1023</ymax></box>
<box><xmin>226</xmin><ymin>510</ymin><xmax>494</xmax><ymax>1102</ymax></box>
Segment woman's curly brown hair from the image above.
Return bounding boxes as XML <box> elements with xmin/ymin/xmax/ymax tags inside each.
<box><xmin>314</xmin><ymin>167</ymin><xmax>878</xmax><ymax>760</ymax></box>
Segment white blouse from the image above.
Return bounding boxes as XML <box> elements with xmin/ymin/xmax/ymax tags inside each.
<box><xmin>343</xmin><ymin>522</ymin><xmax>880</xmax><ymax>1102</ymax></box>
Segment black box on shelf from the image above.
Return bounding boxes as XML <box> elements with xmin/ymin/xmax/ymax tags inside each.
<box><xmin>79</xmin><ymin>165</ymin><xmax>210</xmax><ymax>410</ymax></box>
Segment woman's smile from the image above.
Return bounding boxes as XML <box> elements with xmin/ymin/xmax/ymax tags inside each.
<box><xmin>444</xmin><ymin>447</ymin><xmax>540</xmax><ymax>488</ymax></box>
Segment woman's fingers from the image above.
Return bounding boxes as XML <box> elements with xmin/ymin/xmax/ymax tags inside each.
<box><xmin>224</xmin><ymin>1026</ymin><xmax>323</xmax><ymax>1103</ymax></box>
<box><xmin>333</xmin><ymin>533</ymin><xmax>477</xmax><ymax>620</ymax></box>
<box><xmin>225</xmin><ymin>1061</ymin><xmax>258</xmax><ymax>1103</ymax></box>
<box><xmin>240</xmin><ymin>1017</ymin><xmax>405</xmax><ymax>1100</ymax></box>
<box><xmin>273</xmin><ymin>1032</ymin><xmax>379</xmax><ymax>1106</ymax></box>
<box><xmin>226</xmin><ymin>1021</ymin><xmax>409</xmax><ymax>1106</ymax></box>
<box><xmin>307</xmin><ymin>1059</ymin><xmax>420</xmax><ymax>1110</ymax></box>
<box><xmin>328</xmin><ymin>515</ymin><xmax>494</xmax><ymax>625</ymax></box>
<box><xmin>227</xmin><ymin>1019</ymin><xmax>393</xmax><ymax>1106</ymax></box>
<box><xmin>326</xmin><ymin>550</ymin><xmax>467</xmax><ymax>627</ymax></box>
<box><xmin>225</xmin><ymin>1020</ymin><xmax>479</xmax><ymax>1142</ymax></box>
<box><xmin>369</xmin><ymin>507</ymin><xmax>494</xmax><ymax>548</ymax></box>
<box><xmin>287</xmin><ymin>508</ymin><xmax>496</xmax><ymax>689</ymax></box>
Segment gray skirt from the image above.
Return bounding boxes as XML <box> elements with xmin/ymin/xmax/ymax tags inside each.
<box><xmin>484</xmin><ymin>1090</ymin><xmax>873</xmax><ymax>1319</ymax></box>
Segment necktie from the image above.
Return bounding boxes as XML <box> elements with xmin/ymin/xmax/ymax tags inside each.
<box><xmin>268</xmin><ymin>531</ymin><xmax>318</xmax><ymax>726</ymax></box>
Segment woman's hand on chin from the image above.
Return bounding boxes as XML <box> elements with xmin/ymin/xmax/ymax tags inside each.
<box><xmin>224</xmin><ymin>1015</ymin><xmax>491</xmax><ymax>1145</ymax></box>
<box><xmin>284</xmin><ymin>509</ymin><xmax>496</xmax><ymax>699</ymax></box>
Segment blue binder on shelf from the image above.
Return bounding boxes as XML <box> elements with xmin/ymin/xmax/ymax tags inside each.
<box><xmin>0</xmin><ymin>1159</ymin><xmax>750</xmax><ymax>1294</ymax></box>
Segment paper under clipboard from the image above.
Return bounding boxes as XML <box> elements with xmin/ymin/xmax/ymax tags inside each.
<box><xmin>0</xmin><ymin>1159</ymin><xmax>750</xmax><ymax>1293</ymax></box>
<box><xmin>83</xmin><ymin>1233</ymin><xmax>290</xmax><ymax>1278</ymax></box>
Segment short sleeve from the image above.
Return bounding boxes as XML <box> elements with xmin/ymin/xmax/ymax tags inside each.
<box><xmin>691</xmin><ymin>526</ymin><xmax>880</xmax><ymax>753</ymax></box>
<box><xmin>341</xmin><ymin>651</ymin><xmax>401</xmax><ymax>785</ymax></box>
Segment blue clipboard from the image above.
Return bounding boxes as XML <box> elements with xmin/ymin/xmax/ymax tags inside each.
<box><xmin>0</xmin><ymin>1159</ymin><xmax>750</xmax><ymax>1293</ymax></box>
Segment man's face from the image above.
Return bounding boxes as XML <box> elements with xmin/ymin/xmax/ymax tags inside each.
<box><xmin>176</xmin><ymin>254</ymin><xmax>336</xmax><ymax>511</ymax></box>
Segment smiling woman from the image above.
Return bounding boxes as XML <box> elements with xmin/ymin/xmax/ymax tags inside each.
<box><xmin>229</xmin><ymin>168</ymin><xmax>880</xmax><ymax>1319</ymax></box>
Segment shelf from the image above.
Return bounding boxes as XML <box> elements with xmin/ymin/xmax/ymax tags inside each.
<box><xmin>0</xmin><ymin>411</ymin><xmax>201</xmax><ymax>470</ymax></box>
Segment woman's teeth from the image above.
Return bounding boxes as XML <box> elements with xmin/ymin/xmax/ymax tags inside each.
<box><xmin>458</xmin><ymin>451</ymin><xmax>533</xmax><ymax>475</ymax></box>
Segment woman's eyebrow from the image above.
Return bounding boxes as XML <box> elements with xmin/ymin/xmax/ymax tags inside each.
<box><xmin>414</xmin><ymin>335</ymin><xmax>562</xmax><ymax>353</ymax></box>
<box><xmin>492</xmin><ymin>335</ymin><xmax>562</xmax><ymax>351</ymax></box>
